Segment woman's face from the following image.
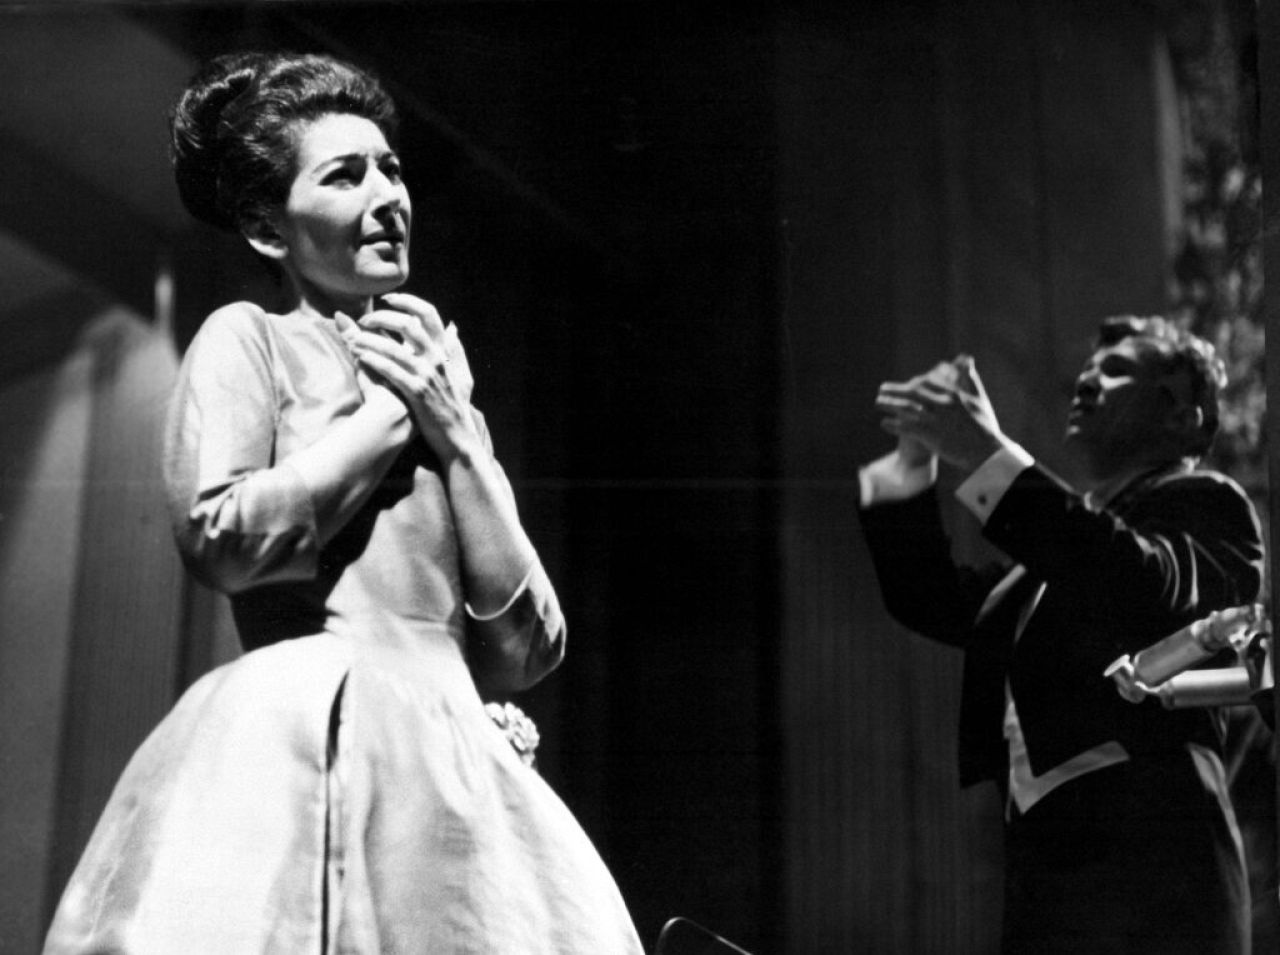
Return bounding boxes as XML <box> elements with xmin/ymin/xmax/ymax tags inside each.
<box><xmin>274</xmin><ymin>112</ymin><xmax>411</xmax><ymax>310</ymax></box>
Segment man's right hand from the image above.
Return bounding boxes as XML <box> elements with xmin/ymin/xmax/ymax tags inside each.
<box><xmin>877</xmin><ymin>355</ymin><xmax>1005</xmax><ymax>474</ymax></box>
<box><xmin>897</xmin><ymin>435</ymin><xmax>934</xmax><ymax>467</ymax></box>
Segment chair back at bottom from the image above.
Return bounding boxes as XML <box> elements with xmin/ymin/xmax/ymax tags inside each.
<box><xmin>655</xmin><ymin>917</ymin><xmax>754</xmax><ymax>955</ymax></box>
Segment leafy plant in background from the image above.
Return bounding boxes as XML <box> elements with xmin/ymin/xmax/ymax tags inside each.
<box><xmin>1149</xmin><ymin>15</ymin><xmax>1274</xmax><ymax>953</ymax></box>
<box><xmin>1161</xmin><ymin>0</ymin><xmax>1264</xmax><ymax>494</ymax></box>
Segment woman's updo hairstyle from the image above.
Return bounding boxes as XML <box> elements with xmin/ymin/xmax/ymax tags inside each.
<box><xmin>170</xmin><ymin>51</ymin><xmax>399</xmax><ymax>233</ymax></box>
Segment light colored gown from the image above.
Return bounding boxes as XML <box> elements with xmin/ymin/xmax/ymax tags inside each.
<box><xmin>44</xmin><ymin>303</ymin><xmax>644</xmax><ymax>954</ymax></box>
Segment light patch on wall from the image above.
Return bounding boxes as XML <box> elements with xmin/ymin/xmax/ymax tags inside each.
<box><xmin>0</xmin><ymin>8</ymin><xmax>193</xmax><ymax>232</ymax></box>
<box><xmin>0</xmin><ymin>227</ymin><xmax>78</xmax><ymax>316</ymax></box>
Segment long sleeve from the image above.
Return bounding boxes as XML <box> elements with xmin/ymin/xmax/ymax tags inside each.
<box><xmin>984</xmin><ymin>464</ymin><xmax>1264</xmax><ymax>654</ymax></box>
<box><xmin>984</xmin><ymin>464</ymin><xmax>1264</xmax><ymax>772</ymax></box>
<box><xmin>460</xmin><ymin>415</ymin><xmax>566</xmax><ymax>694</ymax></box>
<box><xmin>466</xmin><ymin>559</ymin><xmax>566</xmax><ymax>695</ymax></box>
<box><xmin>858</xmin><ymin>487</ymin><xmax>1008</xmax><ymax>648</ymax></box>
<box><xmin>164</xmin><ymin>303</ymin><xmax>407</xmax><ymax>594</ymax></box>
<box><xmin>164</xmin><ymin>304</ymin><xmax>320</xmax><ymax>592</ymax></box>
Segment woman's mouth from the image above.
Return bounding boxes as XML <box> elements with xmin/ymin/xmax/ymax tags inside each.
<box><xmin>361</xmin><ymin>230</ymin><xmax>405</xmax><ymax>247</ymax></box>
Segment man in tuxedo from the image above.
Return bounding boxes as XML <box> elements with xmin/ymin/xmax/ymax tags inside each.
<box><xmin>858</xmin><ymin>316</ymin><xmax>1263</xmax><ymax>953</ymax></box>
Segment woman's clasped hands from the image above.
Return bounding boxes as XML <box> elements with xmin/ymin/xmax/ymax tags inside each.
<box><xmin>336</xmin><ymin>292</ymin><xmax>476</xmax><ymax>456</ymax></box>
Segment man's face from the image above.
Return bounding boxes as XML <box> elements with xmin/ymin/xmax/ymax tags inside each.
<box><xmin>1064</xmin><ymin>337</ymin><xmax>1189</xmax><ymax>473</ymax></box>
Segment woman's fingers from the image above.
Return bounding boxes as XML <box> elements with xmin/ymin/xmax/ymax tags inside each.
<box><xmin>340</xmin><ymin>317</ymin><xmax>452</xmax><ymax>403</ymax></box>
<box><xmin>355</xmin><ymin>344</ymin><xmax>433</xmax><ymax>391</ymax></box>
<box><xmin>354</xmin><ymin>347</ymin><xmax>457</xmax><ymax>427</ymax></box>
<box><xmin>355</xmin><ymin>341</ymin><xmax>476</xmax><ymax>449</ymax></box>
<box><xmin>442</xmin><ymin>323</ymin><xmax>475</xmax><ymax>402</ymax></box>
<box><xmin>358</xmin><ymin>309</ymin><xmax>431</xmax><ymax>357</ymax></box>
<box><xmin>360</xmin><ymin>295</ymin><xmax>460</xmax><ymax>375</ymax></box>
<box><xmin>338</xmin><ymin>303</ymin><xmax>441</xmax><ymax>363</ymax></box>
<box><xmin>380</xmin><ymin>292</ymin><xmax>446</xmax><ymax>340</ymax></box>
<box><xmin>338</xmin><ymin>302</ymin><xmax>476</xmax><ymax>430</ymax></box>
<box><xmin>356</xmin><ymin>328</ymin><xmax>449</xmax><ymax>378</ymax></box>
<box><xmin>364</xmin><ymin>308</ymin><xmax>475</xmax><ymax>404</ymax></box>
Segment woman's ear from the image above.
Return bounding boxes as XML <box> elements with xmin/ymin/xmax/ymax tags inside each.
<box><xmin>242</xmin><ymin>216</ymin><xmax>289</xmax><ymax>262</ymax></box>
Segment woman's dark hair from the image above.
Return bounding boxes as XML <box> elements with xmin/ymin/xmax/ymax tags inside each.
<box><xmin>170</xmin><ymin>51</ymin><xmax>399</xmax><ymax>232</ymax></box>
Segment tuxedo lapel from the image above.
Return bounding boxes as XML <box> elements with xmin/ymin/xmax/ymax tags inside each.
<box><xmin>959</xmin><ymin>566</ymin><xmax>1041</xmax><ymax>786</ymax></box>
<box><xmin>973</xmin><ymin>565</ymin><xmax>1045</xmax><ymax>644</ymax></box>
<box><xmin>976</xmin><ymin>565</ymin><xmax>1028</xmax><ymax>624</ymax></box>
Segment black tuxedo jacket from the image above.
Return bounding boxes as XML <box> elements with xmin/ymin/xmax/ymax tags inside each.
<box><xmin>859</xmin><ymin>461</ymin><xmax>1264</xmax><ymax>788</ymax></box>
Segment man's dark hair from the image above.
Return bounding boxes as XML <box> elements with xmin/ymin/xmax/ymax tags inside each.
<box><xmin>1096</xmin><ymin>315</ymin><xmax>1226</xmax><ymax>457</ymax></box>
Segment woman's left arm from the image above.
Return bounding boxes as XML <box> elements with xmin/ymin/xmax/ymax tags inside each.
<box><xmin>446</xmin><ymin>422</ymin><xmax>567</xmax><ymax>695</ymax></box>
<box><xmin>339</xmin><ymin>294</ymin><xmax>566</xmax><ymax>693</ymax></box>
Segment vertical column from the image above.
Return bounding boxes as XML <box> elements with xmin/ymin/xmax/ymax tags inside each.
<box><xmin>42</xmin><ymin>305</ymin><xmax>187</xmax><ymax>922</ymax></box>
<box><xmin>0</xmin><ymin>342</ymin><xmax>93</xmax><ymax>951</ymax></box>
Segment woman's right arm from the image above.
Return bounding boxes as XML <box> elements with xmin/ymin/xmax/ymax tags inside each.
<box><xmin>164</xmin><ymin>304</ymin><xmax>412</xmax><ymax>593</ymax></box>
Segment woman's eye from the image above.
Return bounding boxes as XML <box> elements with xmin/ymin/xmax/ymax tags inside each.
<box><xmin>323</xmin><ymin>168</ymin><xmax>358</xmax><ymax>186</ymax></box>
<box><xmin>381</xmin><ymin>159</ymin><xmax>403</xmax><ymax>183</ymax></box>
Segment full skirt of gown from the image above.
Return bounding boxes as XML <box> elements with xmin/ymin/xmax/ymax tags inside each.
<box><xmin>44</xmin><ymin>625</ymin><xmax>644</xmax><ymax>954</ymax></box>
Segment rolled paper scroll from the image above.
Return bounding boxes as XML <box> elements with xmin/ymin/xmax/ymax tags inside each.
<box><xmin>1129</xmin><ymin>604</ymin><xmax>1262</xmax><ymax>687</ymax></box>
<box><xmin>1104</xmin><ymin>605</ymin><xmax>1265</xmax><ymax>704</ymax></box>
<box><xmin>1155</xmin><ymin>668</ymin><xmax>1255</xmax><ymax>708</ymax></box>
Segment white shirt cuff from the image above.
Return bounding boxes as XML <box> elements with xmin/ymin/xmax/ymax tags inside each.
<box><xmin>954</xmin><ymin>441</ymin><xmax>1035</xmax><ymax>524</ymax></box>
<box><xmin>858</xmin><ymin>450</ymin><xmax>938</xmax><ymax>507</ymax></box>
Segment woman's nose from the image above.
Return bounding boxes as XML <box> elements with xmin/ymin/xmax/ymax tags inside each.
<box><xmin>370</xmin><ymin>171</ymin><xmax>404</xmax><ymax>211</ymax></box>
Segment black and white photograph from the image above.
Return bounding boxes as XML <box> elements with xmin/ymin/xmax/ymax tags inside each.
<box><xmin>0</xmin><ymin>1</ymin><xmax>1275</xmax><ymax>952</ymax></box>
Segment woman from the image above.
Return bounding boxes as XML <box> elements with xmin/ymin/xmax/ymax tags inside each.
<box><xmin>45</xmin><ymin>51</ymin><xmax>643</xmax><ymax>954</ymax></box>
